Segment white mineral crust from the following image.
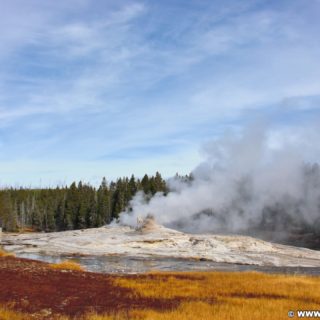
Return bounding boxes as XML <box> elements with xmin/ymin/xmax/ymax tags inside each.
<box><xmin>2</xmin><ymin>218</ymin><xmax>320</xmax><ymax>267</ymax></box>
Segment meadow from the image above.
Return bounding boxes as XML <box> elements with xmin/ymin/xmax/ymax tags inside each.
<box><xmin>1</xmin><ymin>250</ymin><xmax>320</xmax><ymax>319</ymax></box>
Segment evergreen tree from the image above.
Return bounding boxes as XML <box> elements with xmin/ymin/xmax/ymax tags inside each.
<box><xmin>0</xmin><ymin>191</ymin><xmax>16</xmax><ymax>231</ymax></box>
<box><xmin>64</xmin><ymin>182</ymin><xmax>79</xmax><ymax>230</ymax></box>
<box><xmin>141</xmin><ymin>174</ymin><xmax>150</xmax><ymax>194</ymax></box>
<box><xmin>97</xmin><ymin>177</ymin><xmax>111</xmax><ymax>225</ymax></box>
<box><xmin>129</xmin><ymin>174</ymin><xmax>137</xmax><ymax>196</ymax></box>
<box><xmin>0</xmin><ymin>171</ymin><xmax>167</xmax><ymax>232</ymax></box>
<box><xmin>112</xmin><ymin>178</ymin><xmax>126</xmax><ymax>219</ymax></box>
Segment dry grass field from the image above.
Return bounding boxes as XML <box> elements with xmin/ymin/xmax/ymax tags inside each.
<box><xmin>110</xmin><ymin>271</ymin><xmax>320</xmax><ymax>320</ymax></box>
<box><xmin>0</xmin><ymin>248</ymin><xmax>15</xmax><ymax>258</ymax></box>
<box><xmin>49</xmin><ymin>260</ymin><xmax>85</xmax><ymax>272</ymax></box>
<box><xmin>0</xmin><ymin>253</ymin><xmax>320</xmax><ymax>319</ymax></box>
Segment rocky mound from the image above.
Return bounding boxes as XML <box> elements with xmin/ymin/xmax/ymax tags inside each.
<box><xmin>136</xmin><ymin>215</ymin><xmax>161</xmax><ymax>233</ymax></box>
<box><xmin>3</xmin><ymin>222</ymin><xmax>320</xmax><ymax>267</ymax></box>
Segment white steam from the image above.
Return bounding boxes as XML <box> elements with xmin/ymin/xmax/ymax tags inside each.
<box><xmin>119</xmin><ymin>123</ymin><xmax>320</xmax><ymax>236</ymax></box>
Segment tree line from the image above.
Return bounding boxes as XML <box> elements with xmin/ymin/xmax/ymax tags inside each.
<box><xmin>0</xmin><ymin>172</ymin><xmax>167</xmax><ymax>232</ymax></box>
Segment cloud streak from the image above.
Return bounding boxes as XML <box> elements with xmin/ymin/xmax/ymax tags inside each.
<box><xmin>0</xmin><ymin>0</ymin><xmax>320</xmax><ymax>185</ymax></box>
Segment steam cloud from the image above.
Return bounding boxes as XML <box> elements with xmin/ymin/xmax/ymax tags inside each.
<box><xmin>119</xmin><ymin>122</ymin><xmax>320</xmax><ymax>243</ymax></box>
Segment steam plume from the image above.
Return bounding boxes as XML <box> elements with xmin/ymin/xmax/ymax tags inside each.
<box><xmin>119</xmin><ymin>122</ymin><xmax>320</xmax><ymax>243</ymax></box>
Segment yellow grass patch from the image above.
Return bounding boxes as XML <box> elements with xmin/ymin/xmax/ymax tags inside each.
<box><xmin>49</xmin><ymin>260</ymin><xmax>84</xmax><ymax>271</ymax></box>
<box><xmin>0</xmin><ymin>248</ymin><xmax>15</xmax><ymax>257</ymax></box>
<box><xmin>111</xmin><ymin>271</ymin><xmax>320</xmax><ymax>320</ymax></box>
<box><xmin>0</xmin><ymin>304</ymin><xmax>71</xmax><ymax>320</ymax></box>
<box><xmin>0</xmin><ymin>305</ymin><xmax>28</xmax><ymax>320</ymax></box>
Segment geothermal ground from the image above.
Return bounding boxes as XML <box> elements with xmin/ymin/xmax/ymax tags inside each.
<box><xmin>2</xmin><ymin>218</ymin><xmax>320</xmax><ymax>268</ymax></box>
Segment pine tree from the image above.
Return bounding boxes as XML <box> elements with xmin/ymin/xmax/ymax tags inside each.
<box><xmin>97</xmin><ymin>177</ymin><xmax>111</xmax><ymax>226</ymax></box>
<box><xmin>0</xmin><ymin>172</ymin><xmax>167</xmax><ymax>232</ymax></box>
<box><xmin>154</xmin><ymin>171</ymin><xmax>167</xmax><ymax>193</ymax></box>
<box><xmin>141</xmin><ymin>174</ymin><xmax>150</xmax><ymax>194</ymax></box>
<box><xmin>129</xmin><ymin>174</ymin><xmax>137</xmax><ymax>197</ymax></box>
<box><xmin>0</xmin><ymin>191</ymin><xmax>16</xmax><ymax>231</ymax></box>
<box><xmin>64</xmin><ymin>182</ymin><xmax>79</xmax><ymax>230</ymax></box>
<box><xmin>111</xmin><ymin>178</ymin><xmax>127</xmax><ymax>219</ymax></box>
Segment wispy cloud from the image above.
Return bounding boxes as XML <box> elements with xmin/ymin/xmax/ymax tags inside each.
<box><xmin>0</xmin><ymin>0</ymin><xmax>320</xmax><ymax>185</ymax></box>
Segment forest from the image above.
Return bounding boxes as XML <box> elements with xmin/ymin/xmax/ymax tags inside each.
<box><xmin>0</xmin><ymin>172</ymin><xmax>167</xmax><ymax>232</ymax></box>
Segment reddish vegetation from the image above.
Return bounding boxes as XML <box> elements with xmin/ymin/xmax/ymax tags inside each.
<box><xmin>3</xmin><ymin>255</ymin><xmax>320</xmax><ymax>320</ymax></box>
<box><xmin>0</xmin><ymin>256</ymin><xmax>178</xmax><ymax>317</ymax></box>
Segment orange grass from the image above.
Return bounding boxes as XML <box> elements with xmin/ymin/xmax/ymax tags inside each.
<box><xmin>0</xmin><ymin>305</ymin><xmax>29</xmax><ymax>320</ymax></box>
<box><xmin>0</xmin><ymin>310</ymin><xmax>26</xmax><ymax>320</ymax></box>
<box><xmin>110</xmin><ymin>271</ymin><xmax>320</xmax><ymax>320</ymax></box>
<box><xmin>0</xmin><ymin>305</ymin><xmax>71</xmax><ymax>320</ymax></box>
<box><xmin>0</xmin><ymin>248</ymin><xmax>15</xmax><ymax>257</ymax></box>
<box><xmin>49</xmin><ymin>260</ymin><xmax>84</xmax><ymax>271</ymax></box>
<box><xmin>2</xmin><ymin>271</ymin><xmax>320</xmax><ymax>319</ymax></box>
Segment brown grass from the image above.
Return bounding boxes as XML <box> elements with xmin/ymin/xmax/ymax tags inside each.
<box><xmin>49</xmin><ymin>260</ymin><xmax>84</xmax><ymax>272</ymax></box>
<box><xmin>2</xmin><ymin>268</ymin><xmax>320</xmax><ymax>319</ymax></box>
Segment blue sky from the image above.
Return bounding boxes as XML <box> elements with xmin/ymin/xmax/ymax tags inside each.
<box><xmin>0</xmin><ymin>0</ymin><xmax>320</xmax><ymax>186</ymax></box>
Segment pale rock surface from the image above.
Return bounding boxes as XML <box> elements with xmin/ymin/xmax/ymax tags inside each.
<box><xmin>2</xmin><ymin>217</ymin><xmax>320</xmax><ymax>267</ymax></box>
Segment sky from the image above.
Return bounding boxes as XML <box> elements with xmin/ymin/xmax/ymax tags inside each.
<box><xmin>0</xmin><ymin>0</ymin><xmax>320</xmax><ymax>186</ymax></box>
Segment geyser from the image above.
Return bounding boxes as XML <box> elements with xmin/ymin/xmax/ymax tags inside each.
<box><xmin>119</xmin><ymin>122</ymin><xmax>320</xmax><ymax>248</ymax></box>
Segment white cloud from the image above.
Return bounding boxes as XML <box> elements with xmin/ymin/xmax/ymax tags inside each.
<box><xmin>0</xmin><ymin>0</ymin><xmax>320</xmax><ymax>184</ymax></box>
